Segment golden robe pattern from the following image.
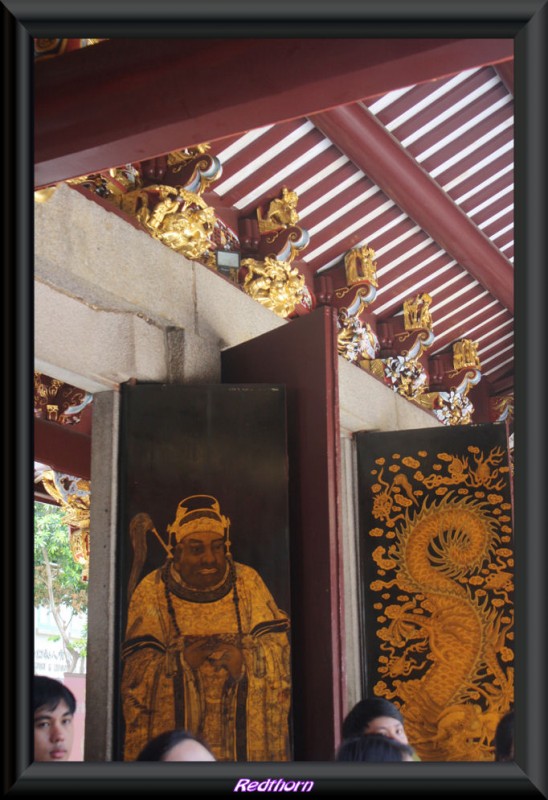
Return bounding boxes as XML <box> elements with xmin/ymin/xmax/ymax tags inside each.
<box><xmin>121</xmin><ymin>561</ymin><xmax>291</xmax><ymax>761</ymax></box>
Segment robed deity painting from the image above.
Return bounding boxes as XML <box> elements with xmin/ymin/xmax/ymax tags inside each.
<box><xmin>116</xmin><ymin>384</ymin><xmax>292</xmax><ymax>761</ymax></box>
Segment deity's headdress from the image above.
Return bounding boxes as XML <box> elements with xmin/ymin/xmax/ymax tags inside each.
<box><xmin>167</xmin><ymin>494</ymin><xmax>231</xmax><ymax>552</ymax></box>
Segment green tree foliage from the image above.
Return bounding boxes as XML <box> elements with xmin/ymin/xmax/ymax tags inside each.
<box><xmin>34</xmin><ymin>501</ymin><xmax>88</xmax><ymax>671</ymax></box>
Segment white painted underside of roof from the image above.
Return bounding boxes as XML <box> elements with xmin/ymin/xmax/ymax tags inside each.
<box><xmin>384</xmin><ymin>68</ymin><xmax>482</xmax><ymax>132</ymax></box>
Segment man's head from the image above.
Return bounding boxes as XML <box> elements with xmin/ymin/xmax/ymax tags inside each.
<box><xmin>137</xmin><ymin>729</ymin><xmax>216</xmax><ymax>761</ymax></box>
<box><xmin>33</xmin><ymin>676</ymin><xmax>76</xmax><ymax>762</ymax></box>
<box><xmin>342</xmin><ymin>697</ymin><xmax>408</xmax><ymax>745</ymax></box>
<box><xmin>336</xmin><ymin>733</ymin><xmax>414</xmax><ymax>762</ymax></box>
<box><xmin>168</xmin><ymin>496</ymin><xmax>230</xmax><ymax>590</ymax></box>
<box><xmin>494</xmin><ymin>710</ymin><xmax>514</xmax><ymax>762</ymax></box>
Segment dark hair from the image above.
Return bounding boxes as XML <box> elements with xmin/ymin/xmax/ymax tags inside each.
<box><xmin>136</xmin><ymin>729</ymin><xmax>214</xmax><ymax>761</ymax></box>
<box><xmin>336</xmin><ymin>733</ymin><xmax>414</xmax><ymax>762</ymax></box>
<box><xmin>342</xmin><ymin>697</ymin><xmax>404</xmax><ymax>739</ymax></box>
<box><xmin>33</xmin><ymin>675</ymin><xmax>76</xmax><ymax>716</ymax></box>
<box><xmin>494</xmin><ymin>710</ymin><xmax>514</xmax><ymax>762</ymax></box>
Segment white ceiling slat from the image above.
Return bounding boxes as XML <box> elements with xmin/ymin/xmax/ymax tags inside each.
<box><xmin>453</xmin><ymin>163</ymin><xmax>513</xmax><ymax>205</ymax></box>
<box><xmin>298</xmin><ymin>167</ymin><xmax>364</xmax><ymax>219</ymax></box>
<box><xmin>428</xmin><ymin>271</ymin><xmax>470</xmax><ymax>300</ymax></box>
<box><xmin>364</xmin><ymin>212</ymin><xmax>408</xmax><ymax>245</ymax></box>
<box><xmin>307</xmin><ymin>191</ymin><xmax>387</xmax><ymax>240</ymax></box>
<box><xmin>430</xmin><ymin>301</ymin><xmax>501</xmax><ymax>351</ymax></box>
<box><xmin>466</xmin><ymin>315</ymin><xmax>512</xmax><ymax>342</ymax></box>
<box><xmin>385</xmin><ymin>68</ymin><xmax>481</xmax><ymax>132</ymax></box>
<box><xmin>234</xmin><ymin>138</ymin><xmax>332</xmax><ymax>209</ymax></box>
<box><xmin>374</xmin><ymin>224</ymin><xmax>422</xmax><ymax>259</ymax></box>
<box><xmin>375</xmin><ymin>264</ymin><xmax>463</xmax><ymax>317</ymax></box>
<box><xmin>398</xmin><ymin>77</ymin><xmax>500</xmax><ymax>148</ymax></box>
<box><xmin>304</xmin><ymin>198</ymin><xmax>394</xmax><ymax>261</ymax></box>
<box><xmin>373</xmin><ymin>255</ymin><xmax>455</xmax><ymax>314</ymax></box>
<box><xmin>429</xmin><ymin>117</ymin><xmax>513</xmax><ymax>178</ymax></box>
<box><xmin>481</xmin><ymin>343</ymin><xmax>514</xmax><ymax>366</ymax></box>
<box><xmin>366</xmin><ymin>84</ymin><xmax>417</xmax><ymax>114</ymax></box>
<box><xmin>484</xmin><ymin>355</ymin><xmax>514</xmax><ymax>376</ymax></box>
<box><xmin>416</xmin><ymin>97</ymin><xmax>513</xmax><ymax>164</ymax></box>
<box><xmin>479</xmin><ymin>331</ymin><xmax>514</xmax><ymax>356</ymax></box>
<box><xmin>490</xmin><ymin>222</ymin><xmax>514</xmax><ymax>241</ymax></box>
<box><xmin>295</xmin><ymin>155</ymin><xmax>350</xmax><ymax>197</ymax></box>
<box><xmin>467</xmin><ymin>185</ymin><xmax>513</xmax><ymax>217</ymax></box>
<box><xmin>477</xmin><ymin>204</ymin><xmax>513</xmax><ymax>230</ymax></box>
<box><xmin>215</xmin><ymin>124</ymin><xmax>275</xmax><ymax>163</ymax></box>
<box><xmin>214</xmin><ymin>120</ymin><xmax>315</xmax><ymax>195</ymax></box>
<box><xmin>441</xmin><ymin>140</ymin><xmax>513</xmax><ymax>193</ymax></box>
<box><xmin>430</xmin><ymin>281</ymin><xmax>482</xmax><ymax>318</ymax></box>
<box><xmin>376</xmin><ymin>237</ymin><xmax>435</xmax><ymax>278</ymax></box>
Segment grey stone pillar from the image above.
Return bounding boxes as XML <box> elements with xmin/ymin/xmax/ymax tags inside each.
<box><xmin>339</xmin><ymin>431</ymin><xmax>364</xmax><ymax>718</ymax></box>
<box><xmin>84</xmin><ymin>390</ymin><xmax>120</xmax><ymax>761</ymax></box>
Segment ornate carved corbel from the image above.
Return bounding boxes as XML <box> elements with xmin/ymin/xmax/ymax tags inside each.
<box><xmin>239</xmin><ymin>186</ymin><xmax>310</xmax><ymax>264</ymax></box>
<box><xmin>240</xmin><ymin>257</ymin><xmax>308</xmax><ymax>318</ymax></box>
<box><xmin>489</xmin><ymin>394</ymin><xmax>514</xmax><ymax>424</ymax></box>
<box><xmin>62</xmin><ymin>145</ymin><xmax>233</xmax><ymax>269</ymax></box>
<box><xmin>360</xmin><ymin>293</ymin><xmax>434</xmax><ymax>401</ymax></box>
<box><xmin>34</xmin><ymin>373</ymin><xmax>93</xmax><ymax>426</ymax></box>
<box><xmin>39</xmin><ymin>470</ymin><xmax>91</xmax><ymax>582</ymax></box>
<box><xmin>329</xmin><ymin>245</ymin><xmax>380</xmax><ymax>363</ymax></box>
<box><xmin>418</xmin><ymin>338</ymin><xmax>483</xmax><ymax>425</ymax></box>
<box><xmin>239</xmin><ymin>188</ymin><xmax>312</xmax><ymax>317</ymax></box>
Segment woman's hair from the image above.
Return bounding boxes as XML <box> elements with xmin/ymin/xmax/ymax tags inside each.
<box><xmin>336</xmin><ymin>733</ymin><xmax>414</xmax><ymax>762</ymax></box>
<box><xmin>342</xmin><ymin>697</ymin><xmax>404</xmax><ymax>739</ymax></box>
<box><xmin>136</xmin><ymin>729</ymin><xmax>214</xmax><ymax>761</ymax></box>
<box><xmin>33</xmin><ymin>675</ymin><xmax>76</xmax><ymax>715</ymax></box>
<box><xmin>494</xmin><ymin>710</ymin><xmax>514</xmax><ymax>762</ymax></box>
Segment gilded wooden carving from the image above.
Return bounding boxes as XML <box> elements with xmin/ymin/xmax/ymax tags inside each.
<box><xmin>357</xmin><ymin>426</ymin><xmax>514</xmax><ymax>761</ymax></box>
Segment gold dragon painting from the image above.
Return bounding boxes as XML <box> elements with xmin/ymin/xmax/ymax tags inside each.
<box><xmin>357</xmin><ymin>426</ymin><xmax>514</xmax><ymax>761</ymax></box>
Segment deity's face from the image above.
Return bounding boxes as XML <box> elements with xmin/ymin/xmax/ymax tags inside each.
<box><xmin>174</xmin><ymin>528</ymin><xmax>227</xmax><ymax>590</ymax></box>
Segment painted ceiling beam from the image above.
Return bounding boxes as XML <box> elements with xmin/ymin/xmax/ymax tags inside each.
<box><xmin>35</xmin><ymin>37</ymin><xmax>513</xmax><ymax>188</ymax></box>
<box><xmin>311</xmin><ymin>104</ymin><xmax>514</xmax><ymax>315</ymax></box>
<box><xmin>34</xmin><ymin>418</ymin><xmax>91</xmax><ymax>480</ymax></box>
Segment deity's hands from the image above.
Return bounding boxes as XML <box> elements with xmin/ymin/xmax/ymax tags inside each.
<box><xmin>208</xmin><ymin>643</ymin><xmax>244</xmax><ymax>680</ymax></box>
<box><xmin>183</xmin><ymin>638</ymin><xmax>220</xmax><ymax>669</ymax></box>
<box><xmin>183</xmin><ymin>637</ymin><xmax>244</xmax><ymax>680</ymax></box>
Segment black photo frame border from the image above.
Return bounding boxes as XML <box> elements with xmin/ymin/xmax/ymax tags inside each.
<box><xmin>6</xmin><ymin>0</ymin><xmax>546</xmax><ymax>796</ymax></box>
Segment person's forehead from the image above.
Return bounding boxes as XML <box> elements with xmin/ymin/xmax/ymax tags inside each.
<box><xmin>367</xmin><ymin>715</ymin><xmax>402</xmax><ymax>727</ymax></box>
<box><xmin>34</xmin><ymin>700</ymin><xmax>72</xmax><ymax>719</ymax></box>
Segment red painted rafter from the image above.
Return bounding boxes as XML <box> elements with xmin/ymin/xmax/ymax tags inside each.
<box><xmin>310</xmin><ymin>104</ymin><xmax>514</xmax><ymax>315</ymax></box>
<box><xmin>35</xmin><ymin>37</ymin><xmax>513</xmax><ymax>188</ymax></box>
<box><xmin>495</xmin><ymin>60</ymin><xmax>515</xmax><ymax>96</ymax></box>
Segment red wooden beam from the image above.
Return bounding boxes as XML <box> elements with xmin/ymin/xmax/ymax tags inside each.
<box><xmin>34</xmin><ymin>418</ymin><xmax>92</xmax><ymax>480</ymax></box>
<box><xmin>311</xmin><ymin>103</ymin><xmax>514</xmax><ymax>314</ymax></box>
<box><xmin>495</xmin><ymin>59</ymin><xmax>514</xmax><ymax>96</ymax></box>
<box><xmin>35</xmin><ymin>37</ymin><xmax>513</xmax><ymax>188</ymax></box>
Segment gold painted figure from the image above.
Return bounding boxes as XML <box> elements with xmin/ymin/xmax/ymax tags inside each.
<box><xmin>403</xmin><ymin>293</ymin><xmax>433</xmax><ymax>331</ymax></box>
<box><xmin>241</xmin><ymin>256</ymin><xmax>306</xmax><ymax>318</ymax></box>
<box><xmin>121</xmin><ymin>495</ymin><xmax>291</xmax><ymax>762</ymax></box>
<box><xmin>257</xmin><ymin>187</ymin><xmax>300</xmax><ymax>232</ymax></box>
<box><xmin>344</xmin><ymin>245</ymin><xmax>378</xmax><ymax>288</ymax></box>
<box><xmin>453</xmin><ymin>339</ymin><xmax>482</xmax><ymax>371</ymax></box>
